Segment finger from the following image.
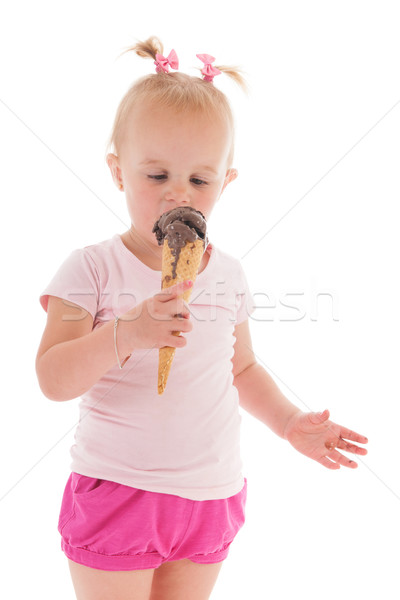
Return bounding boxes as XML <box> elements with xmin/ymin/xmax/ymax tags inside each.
<box><xmin>166</xmin><ymin>333</ymin><xmax>187</xmax><ymax>348</ymax></box>
<box><xmin>174</xmin><ymin>301</ymin><xmax>191</xmax><ymax>320</ymax></box>
<box><xmin>172</xmin><ymin>317</ymin><xmax>193</xmax><ymax>332</ymax></box>
<box><xmin>327</xmin><ymin>449</ymin><xmax>358</xmax><ymax>469</ymax></box>
<box><xmin>157</xmin><ymin>280</ymin><xmax>193</xmax><ymax>302</ymax></box>
<box><xmin>336</xmin><ymin>438</ymin><xmax>368</xmax><ymax>455</ymax></box>
<box><xmin>339</xmin><ymin>427</ymin><xmax>368</xmax><ymax>445</ymax></box>
<box><xmin>176</xmin><ymin>312</ymin><xmax>190</xmax><ymax>321</ymax></box>
<box><xmin>181</xmin><ymin>300</ymin><xmax>191</xmax><ymax>317</ymax></box>
<box><xmin>318</xmin><ymin>456</ymin><xmax>340</xmax><ymax>470</ymax></box>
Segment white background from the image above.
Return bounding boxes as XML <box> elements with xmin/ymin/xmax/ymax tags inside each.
<box><xmin>1</xmin><ymin>1</ymin><xmax>399</xmax><ymax>598</ymax></box>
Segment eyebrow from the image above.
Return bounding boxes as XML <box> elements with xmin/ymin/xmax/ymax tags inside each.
<box><xmin>139</xmin><ymin>159</ymin><xmax>218</xmax><ymax>175</ymax></box>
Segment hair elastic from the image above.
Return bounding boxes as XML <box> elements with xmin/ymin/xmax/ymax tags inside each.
<box><xmin>154</xmin><ymin>49</ymin><xmax>179</xmax><ymax>73</ymax></box>
<box><xmin>196</xmin><ymin>54</ymin><xmax>222</xmax><ymax>82</ymax></box>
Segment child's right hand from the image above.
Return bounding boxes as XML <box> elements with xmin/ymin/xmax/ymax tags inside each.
<box><xmin>120</xmin><ymin>280</ymin><xmax>194</xmax><ymax>350</ymax></box>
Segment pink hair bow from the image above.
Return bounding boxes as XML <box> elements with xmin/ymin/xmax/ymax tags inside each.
<box><xmin>154</xmin><ymin>49</ymin><xmax>179</xmax><ymax>73</ymax></box>
<box><xmin>196</xmin><ymin>53</ymin><xmax>222</xmax><ymax>82</ymax></box>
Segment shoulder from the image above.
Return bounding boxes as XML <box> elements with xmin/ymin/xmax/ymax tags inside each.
<box><xmin>209</xmin><ymin>243</ymin><xmax>242</xmax><ymax>268</ymax></box>
<box><xmin>209</xmin><ymin>243</ymin><xmax>248</xmax><ymax>281</ymax></box>
<box><xmin>70</xmin><ymin>234</ymin><xmax>126</xmax><ymax>278</ymax></box>
<box><xmin>80</xmin><ymin>234</ymin><xmax>121</xmax><ymax>263</ymax></box>
<box><xmin>39</xmin><ymin>235</ymin><xmax>122</xmax><ymax>313</ymax></box>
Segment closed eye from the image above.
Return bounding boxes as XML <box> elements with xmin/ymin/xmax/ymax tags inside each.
<box><xmin>148</xmin><ymin>174</ymin><xmax>167</xmax><ymax>181</ymax></box>
<box><xmin>148</xmin><ymin>175</ymin><xmax>208</xmax><ymax>186</ymax></box>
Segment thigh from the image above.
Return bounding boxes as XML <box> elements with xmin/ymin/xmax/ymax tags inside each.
<box><xmin>150</xmin><ymin>559</ymin><xmax>223</xmax><ymax>600</ymax></box>
<box><xmin>68</xmin><ymin>559</ymin><xmax>155</xmax><ymax>600</ymax></box>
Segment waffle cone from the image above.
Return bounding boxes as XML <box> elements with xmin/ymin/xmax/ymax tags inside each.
<box><xmin>158</xmin><ymin>237</ymin><xmax>205</xmax><ymax>394</ymax></box>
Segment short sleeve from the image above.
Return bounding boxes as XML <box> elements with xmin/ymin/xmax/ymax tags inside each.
<box><xmin>39</xmin><ymin>248</ymin><xmax>100</xmax><ymax>318</ymax></box>
<box><xmin>235</xmin><ymin>261</ymin><xmax>256</xmax><ymax>325</ymax></box>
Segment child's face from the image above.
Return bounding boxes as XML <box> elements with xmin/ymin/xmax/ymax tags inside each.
<box><xmin>107</xmin><ymin>104</ymin><xmax>237</xmax><ymax>252</ymax></box>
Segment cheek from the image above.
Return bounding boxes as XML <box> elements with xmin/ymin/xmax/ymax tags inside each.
<box><xmin>131</xmin><ymin>176</ymin><xmax>150</xmax><ymax>196</ymax></box>
<box><xmin>131</xmin><ymin>187</ymin><xmax>161</xmax><ymax>225</ymax></box>
<box><xmin>206</xmin><ymin>185</ymin><xmax>223</xmax><ymax>205</ymax></box>
<box><xmin>127</xmin><ymin>177</ymin><xmax>152</xmax><ymax>203</ymax></box>
<box><xmin>197</xmin><ymin>194</ymin><xmax>218</xmax><ymax>219</ymax></box>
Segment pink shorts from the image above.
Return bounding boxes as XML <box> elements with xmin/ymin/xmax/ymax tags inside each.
<box><xmin>58</xmin><ymin>472</ymin><xmax>247</xmax><ymax>571</ymax></box>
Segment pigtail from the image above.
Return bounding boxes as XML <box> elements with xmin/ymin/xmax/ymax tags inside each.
<box><xmin>195</xmin><ymin>56</ymin><xmax>249</xmax><ymax>95</ymax></box>
<box><xmin>117</xmin><ymin>36</ymin><xmax>164</xmax><ymax>61</ymax></box>
<box><xmin>213</xmin><ymin>65</ymin><xmax>249</xmax><ymax>94</ymax></box>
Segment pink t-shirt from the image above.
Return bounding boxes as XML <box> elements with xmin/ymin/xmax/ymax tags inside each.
<box><xmin>40</xmin><ymin>234</ymin><xmax>255</xmax><ymax>500</ymax></box>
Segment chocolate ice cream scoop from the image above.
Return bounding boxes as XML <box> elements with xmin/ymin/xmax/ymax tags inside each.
<box><xmin>152</xmin><ymin>206</ymin><xmax>208</xmax><ymax>248</ymax></box>
<box><xmin>152</xmin><ymin>207</ymin><xmax>208</xmax><ymax>279</ymax></box>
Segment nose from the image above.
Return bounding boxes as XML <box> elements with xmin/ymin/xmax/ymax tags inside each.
<box><xmin>164</xmin><ymin>178</ymin><xmax>190</xmax><ymax>206</ymax></box>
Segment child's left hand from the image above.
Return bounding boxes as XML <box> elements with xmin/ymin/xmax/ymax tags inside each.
<box><xmin>284</xmin><ymin>409</ymin><xmax>368</xmax><ymax>469</ymax></box>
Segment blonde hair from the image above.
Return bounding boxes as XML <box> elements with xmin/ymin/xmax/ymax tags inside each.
<box><xmin>105</xmin><ymin>36</ymin><xmax>248</xmax><ymax>167</ymax></box>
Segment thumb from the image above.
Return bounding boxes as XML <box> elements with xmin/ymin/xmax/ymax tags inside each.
<box><xmin>158</xmin><ymin>279</ymin><xmax>193</xmax><ymax>301</ymax></box>
<box><xmin>309</xmin><ymin>409</ymin><xmax>330</xmax><ymax>424</ymax></box>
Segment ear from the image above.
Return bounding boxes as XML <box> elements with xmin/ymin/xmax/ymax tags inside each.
<box><xmin>220</xmin><ymin>168</ymin><xmax>238</xmax><ymax>196</ymax></box>
<box><xmin>106</xmin><ymin>153</ymin><xmax>124</xmax><ymax>190</ymax></box>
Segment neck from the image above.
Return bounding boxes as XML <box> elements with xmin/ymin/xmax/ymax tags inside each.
<box><xmin>122</xmin><ymin>226</ymin><xmax>163</xmax><ymax>269</ymax></box>
<box><xmin>120</xmin><ymin>225</ymin><xmax>211</xmax><ymax>274</ymax></box>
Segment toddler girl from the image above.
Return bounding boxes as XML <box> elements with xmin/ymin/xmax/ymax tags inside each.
<box><xmin>36</xmin><ymin>36</ymin><xmax>368</xmax><ymax>600</ymax></box>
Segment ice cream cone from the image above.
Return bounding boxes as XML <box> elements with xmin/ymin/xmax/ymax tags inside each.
<box><xmin>158</xmin><ymin>237</ymin><xmax>205</xmax><ymax>394</ymax></box>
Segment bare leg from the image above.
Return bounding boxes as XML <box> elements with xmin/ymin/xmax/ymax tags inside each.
<box><xmin>150</xmin><ymin>558</ymin><xmax>223</xmax><ymax>600</ymax></box>
<box><xmin>68</xmin><ymin>559</ymin><xmax>155</xmax><ymax>600</ymax></box>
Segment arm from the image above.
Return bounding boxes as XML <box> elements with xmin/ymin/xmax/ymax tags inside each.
<box><xmin>232</xmin><ymin>319</ymin><xmax>300</xmax><ymax>438</ymax></box>
<box><xmin>36</xmin><ymin>280</ymin><xmax>193</xmax><ymax>401</ymax></box>
<box><xmin>36</xmin><ymin>296</ymin><xmax>133</xmax><ymax>401</ymax></box>
<box><xmin>232</xmin><ymin>319</ymin><xmax>368</xmax><ymax>468</ymax></box>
